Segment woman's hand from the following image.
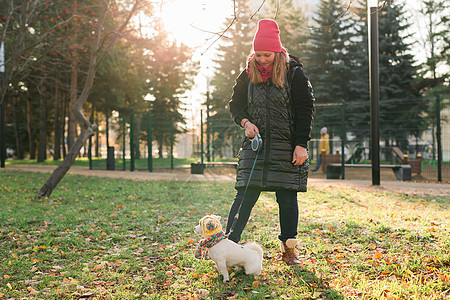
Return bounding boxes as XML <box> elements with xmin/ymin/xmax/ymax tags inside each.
<box><xmin>292</xmin><ymin>146</ymin><xmax>308</xmax><ymax>165</ymax></box>
<box><xmin>241</xmin><ymin>119</ymin><xmax>259</xmax><ymax>138</ymax></box>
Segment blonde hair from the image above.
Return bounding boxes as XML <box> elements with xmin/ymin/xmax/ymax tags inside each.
<box><xmin>247</xmin><ymin>50</ymin><xmax>289</xmax><ymax>88</ymax></box>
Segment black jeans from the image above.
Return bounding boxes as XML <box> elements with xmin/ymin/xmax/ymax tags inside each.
<box><xmin>225</xmin><ymin>187</ymin><xmax>299</xmax><ymax>243</ymax></box>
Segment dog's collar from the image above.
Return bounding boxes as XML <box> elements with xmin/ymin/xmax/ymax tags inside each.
<box><xmin>195</xmin><ymin>231</ymin><xmax>226</xmax><ymax>260</ymax></box>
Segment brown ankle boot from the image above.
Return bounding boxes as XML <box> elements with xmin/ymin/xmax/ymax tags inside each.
<box><xmin>281</xmin><ymin>239</ymin><xmax>303</xmax><ymax>266</ymax></box>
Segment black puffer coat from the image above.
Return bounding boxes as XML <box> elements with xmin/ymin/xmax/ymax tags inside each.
<box><xmin>229</xmin><ymin>58</ymin><xmax>315</xmax><ymax>192</ymax></box>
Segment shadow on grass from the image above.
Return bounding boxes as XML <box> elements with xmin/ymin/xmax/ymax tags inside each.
<box><xmin>292</xmin><ymin>267</ymin><xmax>345</xmax><ymax>300</ymax></box>
<box><xmin>206</xmin><ymin>265</ymin><xmax>344</xmax><ymax>300</ymax></box>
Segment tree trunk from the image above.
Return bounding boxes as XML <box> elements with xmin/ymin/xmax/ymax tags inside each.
<box><xmin>68</xmin><ymin>59</ymin><xmax>78</xmax><ymax>150</ymax></box>
<box><xmin>106</xmin><ymin>113</ymin><xmax>110</xmax><ymax>148</ymax></box>
<box><xmin>37</xmin><ymin>81</ymin><xmax>47</xmax><ymax>162</ymax></box>
<box><xmin>54</xmin><ymin>76</ymin><xmax>62</xmax><ymax>160</ymax></box>
<box><xmin>61</xmin><ymin>94</ymin><xmax>67</xmax><ymax>158</ymax></box>
<box><xmin>134</xmin><ymin>115</ymin><xmax>141</xmax><ymax>159</ymax></box>
<box><xmin>95</xmin><ymin>112</ymin><xmax>100</xmax><ymax>157</ymax></box>
<box><xmin>13</xmin><ymin>96</ymin><xmax>24</xmax><ymax>159</ymax></box>
<box><xmin>26</xmin><ymin>99</ymin><xmax>35</xmax><ymax>160</ymax></box>
<box><xmin>36</xmin><ymin>125</ymin><xmax>96</xmax><ymax>198</ymax></box>
<box><xmin>158</xmin><ymin>142</ymin><xmax>163</xmax><ymax>158</ymax></box>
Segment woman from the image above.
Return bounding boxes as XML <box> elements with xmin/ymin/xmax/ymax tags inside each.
<box><xmin>225</xmin><ymin>19</ymin><xmax>315</xmax><ymax>266</ymax></box>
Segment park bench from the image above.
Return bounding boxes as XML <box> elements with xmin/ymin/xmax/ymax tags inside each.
<box><xmin>191</xmin><ymin>161</ymin><xmax>237</xmax><ymax>174</ymax></box>
<box><xmin>203</xmin><ymin>162</ymin><xmax>238</xmax><ymax>167</ymax></box>
<box><xmin>321</xmin><ymin>151</ymin><xmax>341</xmax><ymax>173</ymax></box>
<box><xmin>391</xmin><ymin>147</ymin><xmax>422</xmax><ymax>175</ymax></box>
<box><xmin>326</xmin><ymin>163</ymin><xmax>412</xmax><ymax>181</ymax></box>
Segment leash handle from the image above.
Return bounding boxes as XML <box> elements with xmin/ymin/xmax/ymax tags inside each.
<box><xmin>250</xmin><ymin>132</ymin><xmax>262</xmax><ymax>151</ymax></box>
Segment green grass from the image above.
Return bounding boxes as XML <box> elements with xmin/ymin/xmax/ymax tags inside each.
<box><xmin>0</xmin><ymin>170</ymin><xmax>449</xmax><ymax>299</ymax></box>
<box><xmin>5</xmin><ymin>157</ymin><xmax>238</xmax><ymax>170</ymax></box>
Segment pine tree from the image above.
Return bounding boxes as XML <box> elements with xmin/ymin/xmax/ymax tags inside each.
<box><xmin>305</xmin><ymin>0</ymin><xmax>355</xmax><ymax>137</ymax></box>
<box><xmin>146</xmin><ymin>32</ymin><xmax>197</xmax><ymax>158</ymax></box>
<box><xmin>346</xmin><ymin>1</ymin><xmax>371</xmax><ymax>142</ymax></box>
<box><xmin>347</xmin><ymin>2</ymin><xmax>425</xmax><ymax>151</ymax></box>
<box><xmin>415</xmin><ymin>0</ymin><xmax>450</xmax><ymax>97</ymax></box>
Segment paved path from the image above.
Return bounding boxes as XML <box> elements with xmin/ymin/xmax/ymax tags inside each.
<box><xmin>3</xmin><ymin>164</ymin><xmax>449</xmax><ymax>197</ymax></box>
<box><xmin>3</xmin><ymin>165</ymin><xmax>237</xmax><ymax>182</ymax></box>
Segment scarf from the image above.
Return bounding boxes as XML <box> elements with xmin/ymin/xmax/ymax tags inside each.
<box><xmin>194</xmin><ymin>231</ymin><xmax>226</xmax><ymax>260</ymax></box>
<box><xmin>256</xmin><ymin>64</ymin><xmax>273</xmax><ymax>82</ymax></box>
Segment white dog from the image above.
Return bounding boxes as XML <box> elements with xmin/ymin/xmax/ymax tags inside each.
<box><xmin>194</xmin><ymin>215</ymin><xmax>263</xmax><ymax>283</ymax></box>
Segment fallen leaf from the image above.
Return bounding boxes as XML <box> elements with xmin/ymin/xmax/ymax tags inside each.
<box><xmin>144</xmin><ymin>274</ymin><xmax>154</xmax><ymax>281</ymax></box>
<box><xmin>439</xmin><ymin>274</ymin><xmax>450</xmax><ymax>284</ymax></box>
<box><xmin>374</xmin><ymin>252</ymin><xmax>383</xmax><ymax>259</ymax></box>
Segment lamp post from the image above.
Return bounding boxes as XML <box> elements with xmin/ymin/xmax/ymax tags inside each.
<box><xmin>205</xmin><ymin>77</ymin><xmax>211</xmax><ymax>162</ymax></box>
<box><xmin>200</xmin><ymin>109</ymin><xmax>204</xmax><ymax>165</ymax></box>
<box><xmin>130</xmin><ymin>113</ymin><xmax>135</xmax><ymax>172</ymax></box>
<box><xmin>368</xmin><ymin>0</ymin><xmax>380</xmax><ymax>185</ymax></box>
<box><xmin>0</xmin><ymin>41</ymin><xmax>5</xmax><ymax>168</ymax></box>
<box><xmin>144</xmin><ymin>94</ymin><xmax>155</xmax><ymax>172</ymax></box>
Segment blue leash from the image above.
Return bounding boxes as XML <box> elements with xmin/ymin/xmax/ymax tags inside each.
<box><xmin>226</xmin><ymin>132</ymin><xmax>262</xmax><ymax>238</ymax></box>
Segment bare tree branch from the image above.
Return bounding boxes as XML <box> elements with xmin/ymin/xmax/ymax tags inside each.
<box><xmin>307</xmin><ymin>0</ymin><xmax>390</xmax><ymax>31</ymax></box>
<box><xmin>200</xmin><ymin>0</ymin><xmax>239</xmax><ymax>56</ymax></box>
<box><xmin>250</xmin><ymin>0</ymin><xmax>267</xmax><ymax>20</ymax></box>
<box><xmin>189</xmin><ymin>24</ymin><xmax>231</xmax><ymax>40</ymax></box>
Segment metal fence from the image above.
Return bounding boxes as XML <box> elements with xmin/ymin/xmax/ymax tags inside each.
<box><xmin>83</xmin><ymin>96</ymin><xmax>449</xmax><ymax>183</ymax></box>
<box><xmin>310</xmin><ymin>96</ymin><xmax>449</xmax><ymax>183</ymax></box>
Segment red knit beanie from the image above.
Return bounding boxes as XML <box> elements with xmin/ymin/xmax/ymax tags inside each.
<box><xmin>252</xmin><ymin>19</ymin><xmax>282</xmax><ymax>53</ymax></box>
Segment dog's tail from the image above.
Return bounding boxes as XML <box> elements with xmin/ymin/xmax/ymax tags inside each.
<box><xmin>245</xmin><ymin>242</ymin><xmax>263</xmax><ymax>260</ymax></box>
